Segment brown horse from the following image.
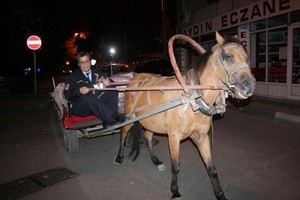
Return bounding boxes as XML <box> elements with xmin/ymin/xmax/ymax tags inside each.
<box><xmin>114</xmin><ymin>32</ymin><xmax>256</xmax><ymax>200</ymax></box>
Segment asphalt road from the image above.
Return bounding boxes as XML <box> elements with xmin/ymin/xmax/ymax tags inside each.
<box><xmin>0</xmin><ymin>93</ymin><xmax>299</xmax><ymax>200</ymax></box>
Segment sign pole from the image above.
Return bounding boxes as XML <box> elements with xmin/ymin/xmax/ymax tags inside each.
<box><xmin>33</xmin><ymin>51</ymin><xmax>37</xmax><ymax>96</ymax></box>
<box><xmin>26</xmin><ymin>35</ymin><xmax>42</xmax><ymax>96</ymax></box>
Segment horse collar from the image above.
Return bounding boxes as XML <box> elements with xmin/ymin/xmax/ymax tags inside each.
<box><xmin>192</xmin><ymin>92</ymin><xmax>227</xmax><ymax>116</ymax></box>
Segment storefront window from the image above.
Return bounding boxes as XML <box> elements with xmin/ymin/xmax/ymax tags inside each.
<box><xmin>218</xmin><ymin>27</ymin><xmax>237</xmax><ymax>37</ymax></box>
<box><xmin>250</xmin><ymin>19</ymin><xmax>266</xmax><ymax>31</ymax></box>
<box><xmin>291</xmin><ymin>10</ymin><xmax>300</xmax><ymax>23</ymax></box>
<box><xmin>250</xmin><ymin>13</ymin><xmax>297</xmax><ymax>84</ymax></box>
<box><xmin>250</xmin><ymin>32</ymin><xmax>266</xmax><ymax>81</ymax></box>
<box><xmin>268</xmin><ymin>28</ymin><xmax>287</xmax><ymax>83</ymax></box>
<box><xmin>200</xmin><ymin>32</ymin><xmax>216</xmax><ymax>51</ymax></box>
<box><xmin>292</xmin><ymin>28</ymin><xmax>300</xmax><ymax>84</ymax></box>
<box><xmin>268</xmin><ymin>14</ymin><xmax>288</xmax><ymax>28</ymax></box>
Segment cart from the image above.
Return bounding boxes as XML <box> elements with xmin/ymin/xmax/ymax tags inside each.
<box><xmin>50</xmin><ymin>73</ymin><xmax>132</xmax><ymax>153</ymax></box>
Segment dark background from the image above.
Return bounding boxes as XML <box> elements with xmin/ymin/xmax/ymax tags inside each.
<box><xmin>1</xmin><ymin>0</ymin><xmax>177</xmax><ymax>76</ymax></box>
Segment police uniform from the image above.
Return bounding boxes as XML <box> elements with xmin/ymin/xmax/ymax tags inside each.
<box><xmin>64</xmin><ymin>67</ymin><xmax>118</xmax><ymax>124</ymax></box>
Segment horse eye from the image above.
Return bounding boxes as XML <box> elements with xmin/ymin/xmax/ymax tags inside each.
<box><xmin>225</xmin><ymin>54</ymin><xmax>232</xmax><ymax>59</ymax></box>
<box><xmin>221</xmin><ymin>49</ymin><xmax>233</xmax><ymax>61</ymax></box>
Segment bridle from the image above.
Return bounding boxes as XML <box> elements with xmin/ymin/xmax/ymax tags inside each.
<box><xmin>213</xmin><ymin>43</ymin><xmax>250</xmax><ymax>92</ymax></box>
<box><xmin>189</xmin><ymin>42</ymin><xmax>251</xmax><ymax>116</ymax></box>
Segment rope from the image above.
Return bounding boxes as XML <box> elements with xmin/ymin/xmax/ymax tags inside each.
<box><xmin>88</xmin><ymin>85</ymin><xmax>224</xmax><ymax>92</ymax></box>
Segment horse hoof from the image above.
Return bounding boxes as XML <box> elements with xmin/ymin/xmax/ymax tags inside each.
<box><xmin>172</xmin><ymin>197</ymin><xmax>181</xmax><ymax>200</ymax></box>
<box><xmin>157</xmin><ymin>164</ymin><xmax>166</xmax><ymax>171</ymax></box>
<box><xmin>113</xmin><ymin>158</ymin><xmax>121</xmax><ymax>166</ymax></box>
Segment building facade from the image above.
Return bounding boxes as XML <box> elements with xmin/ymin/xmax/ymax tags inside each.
<box><xmin>177</xmin><ymin>0</ymin><xmax>300</xmax><ymax>100</ymax></box>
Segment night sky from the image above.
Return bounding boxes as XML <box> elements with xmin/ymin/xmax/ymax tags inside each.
<box><xmin>2</xmin><ymin>0</ymin><xmax>176</xmax><ymax>76</ymax></box>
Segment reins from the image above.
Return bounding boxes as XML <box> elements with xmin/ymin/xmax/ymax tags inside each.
<box><xmin>89</xmin><ymin>34</ymin><xmax>249</xmax><ymax>117</ymax></box>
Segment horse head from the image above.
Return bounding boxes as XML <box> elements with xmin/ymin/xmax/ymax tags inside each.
<box><xmin>212</xmin><ymin>32</ymin><xmax>256</xmax><ymax>100</ymax></box>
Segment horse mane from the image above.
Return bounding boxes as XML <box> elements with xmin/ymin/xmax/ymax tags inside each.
<box><xmin>184</xmin><ymin>49</ymin><xmax>212</xmax><ymax>84</ymax></box>
<box><xmin>191</xmin><ymin>50</ymin><xmax>212</xmax><ymax>76</ymax></box>
<box><xmin>223</xmin><ymin>35</ymin><xmax>247</xmax><ymax>52</ymax></box>
<box><xmin>223</xmin><ymin>35</ymin><xmax>241</xmax><ymax>45</ymax></box>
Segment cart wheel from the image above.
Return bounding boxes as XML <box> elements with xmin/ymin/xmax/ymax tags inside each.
<box><xmin>64</xmin><ymin>130</ymin><xmax>79</xmax><ymax>153</ymax></box>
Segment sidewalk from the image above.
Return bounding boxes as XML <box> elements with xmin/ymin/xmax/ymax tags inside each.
<box><xmin>228</xmin><ymin>95</ymin><xmax>300</xmax><ymax>125</ymax></box>
<box><xmin>0</xmin><ymin>93</ymin><xmax>86</xmax><ymax>200</ymax></box>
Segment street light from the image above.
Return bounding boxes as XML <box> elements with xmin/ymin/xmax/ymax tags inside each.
<box><xmin>109</xmin><ymin>48</ymin><xmax>116</xmax><ymax>63</ymax></box>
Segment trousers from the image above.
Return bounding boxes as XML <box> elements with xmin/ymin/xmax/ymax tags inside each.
<box><xmin>71</xmin><ymin>91</ymin><xmax>118</xmax><ymax>124</ymax></box>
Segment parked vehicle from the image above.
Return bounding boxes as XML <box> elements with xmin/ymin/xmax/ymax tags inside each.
<box><xmin>135</xmin><ymin>59</ymin><xmax>175</xmax><ymax>76</ymax></box>
<box><xmin>98</xmin><ymin>63</ymin><xmax>133</xmax><ymax>77</ymax></box>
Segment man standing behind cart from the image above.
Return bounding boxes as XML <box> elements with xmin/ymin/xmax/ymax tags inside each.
<box><xmin>64</xmin><ymin>51</ymin><xmax>126</xmax><ymax>126</ymax></box>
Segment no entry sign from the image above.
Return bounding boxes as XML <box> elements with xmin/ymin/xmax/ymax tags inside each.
<box><xmin>27</xmin><ymin>35</ymin><xmax>42</xmax><ymax>50</ymax></box>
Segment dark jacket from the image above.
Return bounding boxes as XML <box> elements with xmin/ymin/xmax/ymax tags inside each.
<box><xmin>64</xmin><ymin>68</ymin><xmax>104</xmax><ymax>103</ymax></box>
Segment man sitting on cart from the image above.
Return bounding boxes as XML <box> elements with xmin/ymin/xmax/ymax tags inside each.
<box><xmin>64</xmin><ymin>51</ymin><xmax>126</xmax><ymax>126</ymax></box>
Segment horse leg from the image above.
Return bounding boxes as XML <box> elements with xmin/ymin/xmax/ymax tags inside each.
<box><xmin>144</xmin><ymin>130</ymin><xmax>166</xmax><ymax>171</ymax></box>
<box><xmin>168</xmin><ymin>135</ymin><xmax>181</xmax><ymax>199</ymax></box>
<box><xmin>191</xmin><ymin>133</ymin><xmax>228</xmax><ymax>200</ymax></box>
<box><xmin>114</xmin><ymin>124</ymin><xmax>133</xmax><ymax>165</ymax></box>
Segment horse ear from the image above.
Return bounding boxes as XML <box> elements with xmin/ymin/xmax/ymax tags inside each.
<box><xmin>216</xmin><ymin>31</ymin><xmax>224</xmax><ymax>45</ymax></box>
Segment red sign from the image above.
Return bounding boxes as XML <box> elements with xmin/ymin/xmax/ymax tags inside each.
<box><xmin>27</xmin><ymin>35</ymin><xmax>42</xmax><ymax>50</ymax></box>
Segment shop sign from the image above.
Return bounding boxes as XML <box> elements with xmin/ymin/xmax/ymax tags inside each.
<box><xmin>238</xmin><ymin>26</ymin><xmax>250</xmax><ymax>63</ymax></box>
<box><xmin>183</xmin><ymin>0</ymin><xmax>297</xmax><ymax>37</ymax></box>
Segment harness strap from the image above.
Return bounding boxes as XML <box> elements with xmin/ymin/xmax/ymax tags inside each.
<box><xmin>184</xmin><ymin>69</ymin><xmax>227</xmax><ymax>116</ymax></box>
<box><xmin>126</xmin><ymin>95</ymin><xmax>182</xmax><ymax>118</ymax></box>
<box><xmin>227</xmin><ymin>63</ymin><xmax>249</xmax><ymax>75</ymax></box>
<box><xmin>145</xmin><ymin>77</ymin><xmax>167</xmax><ymax>106</ymax></box>
<box><xmin>92</xmin><ymin>97</ymin><xmax>186</xmax><ymax>136</ymax></box>
<box><xmin>127</xmin><ymin>76</ymin><xmax>172</xmax><ymax>117</ymax></box>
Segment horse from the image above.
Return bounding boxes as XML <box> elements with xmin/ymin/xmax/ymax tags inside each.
<box><xmin>114</xmin><ymin>32</ymin><xmax>256</xmax><ymax>200</ymax></box>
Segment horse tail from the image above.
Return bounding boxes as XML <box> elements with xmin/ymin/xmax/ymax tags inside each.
<box><xmin>128</xmin><ymin>122</ymin><xmax>142</xmax><ymax>161</ymax></box>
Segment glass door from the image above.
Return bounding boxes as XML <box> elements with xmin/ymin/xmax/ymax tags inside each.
<box><xmin>267</xmin><ymin>28</ymin><xmax>287</xmax><ymax>83</ymax></box>
<box><xmin>287</xmin><ymin>23</ymin><xmax>300</xmax><ymax>99</ymax></box>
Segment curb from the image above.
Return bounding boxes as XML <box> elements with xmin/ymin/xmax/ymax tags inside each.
<box><xmin>275</xmin><ymin>112</ymin><xmax>300</xmax><ymax>125</ymax></box>
<box><xmin>228</xmin><ymin>105</ymin><xmax>300</xmax><ymax>126</ymax></box>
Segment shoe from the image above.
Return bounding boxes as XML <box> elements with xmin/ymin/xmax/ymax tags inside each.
<box><xmin>108</xmin><ymin>113</ymin><xmax>126</xmax><ymax>125</ymax></box>
<box><xmin>114</xmin><ymin>113</ymin><xmax>126</xmax><ymax>123</ymax></box>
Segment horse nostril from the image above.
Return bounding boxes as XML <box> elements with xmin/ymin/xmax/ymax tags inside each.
<box><xmin>232</xmin><ymin>73</ymin><xmax>256</xmax><ymax>98</ymax></box>
<box><xmin>242</xmin><ymin>79</ymin><xmax>250</xmax><ymax>87</ymax></box>
<box><xmin>241</xmin><ymin>75</ymin><xmax>255</xmax><ymax>87</ymax></box>
<box><xmin>240</xmin><ymin>75</ymin><xmax>255</xmax><ymax>96</ymax></box>
<box><xmin>241</xmin><ymin>75</ymin><xmax>250</xmax><ymax>87</ymax></box>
